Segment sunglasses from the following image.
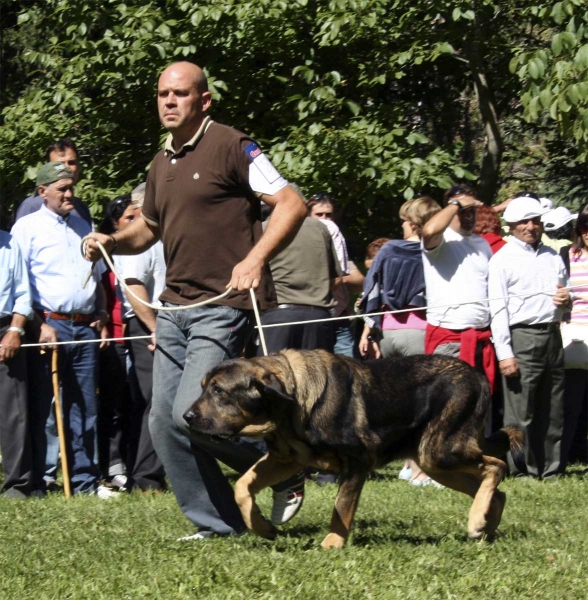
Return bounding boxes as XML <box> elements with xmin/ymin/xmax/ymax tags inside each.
<box><xmin>310</xmin><ymin>193</ymin><xmax>335</xmax><ymax>202</ymax></box>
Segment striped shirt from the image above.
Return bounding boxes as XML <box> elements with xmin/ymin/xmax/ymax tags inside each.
<box><xmin>569</xmin><ymin>252</ymin><xmax>588</xmax><ymax>326</ymax></box>
<box><xmin>10</xmin><ymin>205</ymin><xmax>105</xmax><ymax>314</ymax></box>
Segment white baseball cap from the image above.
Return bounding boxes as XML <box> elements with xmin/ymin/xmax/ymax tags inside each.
<box><xmin>503</xmin><ymin>197</ymin><xmax>544</xmax><ymax>223</ymax></box>
<box><xmin>541</xmin><ymin>206</ymin><xmax>578</xmax><ymax>231</ymax></box>
<box><xmin>539</xmin><ymin>197</ymin><xmax>553</xmax><ymax>211</ymax></box>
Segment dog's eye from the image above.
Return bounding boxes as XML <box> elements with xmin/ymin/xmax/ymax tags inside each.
<box><xmin>213</xmin><ymin>386</ymin><xmax>223</xmax><ymax>396</ymax></box>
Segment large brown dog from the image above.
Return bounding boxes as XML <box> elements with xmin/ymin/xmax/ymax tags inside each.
<box><xmin>183</xmin><ymin>350</ymin><xmax>525</xmax><ymax>549</ymax></box>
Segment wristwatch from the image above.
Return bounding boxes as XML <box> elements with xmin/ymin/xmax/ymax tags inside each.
<box><xmin>447</xmin><ymin>199</ymin><xmax>463</xmax><ymax>209</ymax></box>
<box><xmin>7</xmin><ymin>326</ymin><xmax>25</xmax><ymax>336</ymax></box>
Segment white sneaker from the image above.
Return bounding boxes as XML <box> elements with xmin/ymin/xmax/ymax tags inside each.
<box><xmin>398</xmin><ymin>466</ymin><xmax>412</xmax><ymax>481</ymax></box>
<box><xmin>177</xmin><ymin>530</ymin><xmax>245</xmax><ymax>542</ymax></box>
<box><xmin>409</xmin><ymin>476</ymin><xmax>444</xmax><ymax>488</ymax></box>
<box><xmin>96</xmin><ymin>483</ymin><xmax>122</xmax><ymax>499</ymax></box>
<box><xmin>177</xmin><ymin>531</ymin><xmax>216</xmax><ymax>542</ymax></box>
<box><xmin>110</xmin><ymin>475</ymin><xmax>128</xmax><ymax>491</ymax></box>
<box><xmin>270</xmin><ymin>472</ymin><xmax>305</xmax><ymax>526</ymax></box>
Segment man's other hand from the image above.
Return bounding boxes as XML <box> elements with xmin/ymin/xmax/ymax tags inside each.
<box><xmin>0</xmin><ymin>330</ymin><xmax>22</xmax><ymax>362</ymax></box>
<box><xmin>499</xmin><ymin>357</ymin><xmax>519</xmax><ymax>377</ymax></box>
<box><xmin>228</xmin><ymin>256</ymin><xmax>264</xmax><ymax>291</ymax></box>
<box><xmin>83</xmin><ymin>233</ymin><xmax>115</xmax><ymax>262</ymax></box>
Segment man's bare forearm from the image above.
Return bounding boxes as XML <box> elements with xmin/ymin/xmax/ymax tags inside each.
<box><xmin>126</xmin><ymin>282</ymin><xmax>157</xmax><ymax>333</ymax></box>
<box><xmin>252</xmin><ymin>186</ymin><xmax>307</xmax><ymax>263</ymax></box>
<box><xmin>112</xmin><ymin>217</ymin><xmax>160</xmax><ymax>255</ymax></box>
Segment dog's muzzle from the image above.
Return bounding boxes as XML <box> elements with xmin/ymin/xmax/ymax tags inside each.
<box><xmin>183</xmin><ymin>409</ymin><xmax>197</xmax><ymax>426</ymax></box>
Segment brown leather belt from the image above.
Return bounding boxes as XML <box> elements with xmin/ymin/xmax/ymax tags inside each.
<box><xmin>43</xmin><ymin>311</ymin><xmax>94</xmax><ymax>323</ymax></box>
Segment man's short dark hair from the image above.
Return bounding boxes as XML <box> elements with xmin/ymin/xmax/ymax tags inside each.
<box><xmin>442</xmin><ymin>184</ymin><xmax>477</xmax><ymax>206</ymax></box>
<box><xmin>45</xmin><ymin>139</ymin><xmax>79</xmax><ymax>161</ymax></box>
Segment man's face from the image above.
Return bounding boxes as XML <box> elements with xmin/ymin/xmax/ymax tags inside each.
<box><xmin>49</xmin><ymin>148</ymin><xmax>80</xmax><ymax>185</ymax></box>
<box><xmin>157</xmin><ymin>66</ymin><xmax>212</xmax><ymax>135</ymax></box>
<box><xmin>39</xmin><ymin>179</ymin><xmax>75</xmax><ymax>217</ymax></box>
<box><xmin>451</xmin><ymin>207</ymin><xmax>477</xmax><ymax>236</ymax></box>
<box><xmin>310</xmin><ymin>201</ymin><xmax>334</xmax><ymax>220</ymax></box>
<box><xmin>510</xmin><ymin>217</ymin><xmax>543</xmax><ymax>246</ymax></box>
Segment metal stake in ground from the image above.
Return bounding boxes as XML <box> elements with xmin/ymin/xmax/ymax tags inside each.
<box><xmin>51</xmin><ymin>350</ymin><xmax>71</xmax><ymax>499</ymax></box>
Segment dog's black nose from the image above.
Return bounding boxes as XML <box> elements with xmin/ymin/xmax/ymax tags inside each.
<box><xmin>183</xmin><ymin>410</ymin><xmax>196</xmax><ymax>424</ymax></box>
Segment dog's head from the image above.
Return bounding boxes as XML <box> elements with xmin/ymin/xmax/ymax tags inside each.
<box><xmin>183</xmin><ymin>357</ymin><xmax>295</xmax><ymax>441</ymax></box>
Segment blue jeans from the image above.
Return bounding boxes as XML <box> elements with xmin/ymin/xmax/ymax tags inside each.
<box><xmin>334</xmin><ymin>321</ymin><xmax>358</xmax><ymax>358</ymax></box>
<box><xmin>150</xmin><ymin>303</ymin><xmax>265</xmax><ymax>535</ymax></box>
<box><xmin>29</xmin><ymin>318</ymin><xmax>101</xmax><ymax>494</ymax></box>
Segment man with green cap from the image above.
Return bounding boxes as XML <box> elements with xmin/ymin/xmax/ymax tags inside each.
<box><xmin>10</xmin><ymin>161</ymin><xmax>109</xmax><ymax>496</ymax></box>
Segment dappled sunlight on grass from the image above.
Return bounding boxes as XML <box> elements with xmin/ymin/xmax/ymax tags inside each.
<box><xmin>1</xmin><ymin>463</ymin><xmax>587</xmax><ymax>599</ymax></box>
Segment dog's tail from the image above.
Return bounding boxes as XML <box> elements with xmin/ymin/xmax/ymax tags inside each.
<box><xmin>482</xmin><ymin>426</ymin><xmax>527</xmax><ymax>474</ymax></box>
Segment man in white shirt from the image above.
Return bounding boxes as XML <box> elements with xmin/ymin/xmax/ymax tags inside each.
<box><xmin>114</xmin><ymin>185</ymin><xmax>167</xmax><ymax>491</ymax></box>
<box><xmin>489</xmin><ymin>196</ymin><xmax>571</xmax><ymax>479</ymax></box>
<box><xmin>421</xmin><ymin>185</ymin><xmax>496</xmax><ymax>389</ymax></box>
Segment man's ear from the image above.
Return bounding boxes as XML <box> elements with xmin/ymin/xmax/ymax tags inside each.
<box><xmin>38</xmin><ymin>185</ymin><xmax>47</xmax><ymax>200</ymax></box>
<box><xmin>254</xmin><ymin>373</ymin><xmax>295</xmax><ymax>403</ymax></box>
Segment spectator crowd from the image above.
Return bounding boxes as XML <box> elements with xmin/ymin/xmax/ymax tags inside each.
<box><xmin>1</xmin><ymin>61</ymin><xmax>586</xmax><ymax>543</ymax></box>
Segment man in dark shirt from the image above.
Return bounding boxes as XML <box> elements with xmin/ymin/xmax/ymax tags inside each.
<box><xmin>85</xmin><ymin>61</ymin><xmax>307</xmax><ymax>539</ymax></box>
<box><xmin>15</xmin><ymin>139</ymin><xmax>92</xmax><ymax>227</ymax></box>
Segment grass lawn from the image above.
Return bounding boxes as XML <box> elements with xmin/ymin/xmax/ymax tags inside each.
<box><xmin>1</xmin><ymin>463</ymin><xmax>587</xmax><ymax>600</ymax></box>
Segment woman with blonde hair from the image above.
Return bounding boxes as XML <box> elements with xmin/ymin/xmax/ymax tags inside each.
<box><xmin>359</xmin><ymin>195</ymin><xmax>442</xmax><ymax>486</ymax></box>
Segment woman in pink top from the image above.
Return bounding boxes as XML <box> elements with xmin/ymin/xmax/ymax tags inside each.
<box><xmin>561</xmin><ymin>203</ymin><xmax>588</xmax><ymax>466</ymax></box>
<box><xmin>359</xmin><ymin>196</ymin><xmax>442</xmax><ymax>485</ymax></box>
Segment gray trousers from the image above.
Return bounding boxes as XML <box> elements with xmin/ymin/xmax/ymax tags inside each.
<box><xmin>502</xmin><ymin>324</ymin><xmax>564</xmax><ymax>478</ymax></box>
<box><xmin>380</xmin><ymin>329</ymin><xmax>425</xmax><ymax>358</ymax></box>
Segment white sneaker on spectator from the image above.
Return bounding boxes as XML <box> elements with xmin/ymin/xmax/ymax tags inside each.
<box><xmin>96</xmin><ymin>483</ymin><xmax>122</xmax><ymax>499</ymax></box>
<box><xmin>110</xmin><ymin>474</ymin><xmax>128</xmax><ymax>491</ymax></box>
<box><xmin>270</xmin><ymin>472</ymin><xmax>305</xmax><ymax>526</ymax></box>
<box><xmin>398</xmin><ymin>466</ymin><xmax>412</xmax><ymax>481</ymax></box>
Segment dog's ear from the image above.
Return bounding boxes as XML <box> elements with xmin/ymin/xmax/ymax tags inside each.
<box><xmin>254</xmin><ymin>373</ymin><xmax>295</xmax><ymax>403</ymax></box>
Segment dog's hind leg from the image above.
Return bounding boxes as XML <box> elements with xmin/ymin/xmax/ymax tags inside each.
<box><xmin>424</xmin><ymin>455</ymin><xmax>507</xmax><ymax>540</ymax></box>
<box><xmin>234</xmin><ymin>453</ymin><xmax>302</xmax><ymax>540</ymax></box>
<box><xmin>321</xmin><ymin>468</ymin><xmax>367</xmax><ymax>550</ymax></box>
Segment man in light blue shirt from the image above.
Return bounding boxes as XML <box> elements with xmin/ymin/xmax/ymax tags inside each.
<box><xmin>0</xmin><ymin>230</ymin><xmax>33</xmax><ymax>498</ymax></box>
<box><xmin>11</xmin><ymin>161</ymin><xmax>108</xmax><ymax>495</ymax></box>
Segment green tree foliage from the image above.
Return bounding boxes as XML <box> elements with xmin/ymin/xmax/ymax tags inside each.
<box><xmin>510</xmin><ymin>0</ymin><xmax>588</xmax><ymax>161</ymax></box>
<box><xmin>0</xmin><ymin>0</ymin><xmax>586</xmax><ymax>245</ymax></box>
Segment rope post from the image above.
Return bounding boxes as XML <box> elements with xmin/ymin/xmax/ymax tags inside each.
<box><xmin>51</xmin><ymin>350</ymin><xmax>72</xmax><ymax>499</ymax></box>
<box><xmin>250</xmin><ymin>288</ymin><xmax>268</xmax><ymax>356</ymax></box>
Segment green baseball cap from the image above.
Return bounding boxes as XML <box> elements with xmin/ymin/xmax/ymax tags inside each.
<box><xmin>36</xmin><ymin>161</ymin><xmax>74</xmax><ymax>187</ymax></box>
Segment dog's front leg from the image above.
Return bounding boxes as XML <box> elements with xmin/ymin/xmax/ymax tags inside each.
<box><xmin>234</xmin><ymin>453</ymin><xmax>302</xmax><ymax>540</ymax></box>
<box><xmin>321</xmin><ymin>468</ymin><xmax>367</xmax><ymax>549</ymax></box>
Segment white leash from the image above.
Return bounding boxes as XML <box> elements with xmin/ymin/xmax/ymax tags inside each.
<box><xmin>80</xmin><ymin>237</ymin><xmax>233</xmax><ymax>310</ymax></box>
<box><xmin>80</xmin><ymin>236</ymin><xmax>269</xmax><ymax>355</ymax></box>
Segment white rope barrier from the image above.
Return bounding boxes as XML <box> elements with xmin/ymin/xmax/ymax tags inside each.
<box><xmin>3</xmin><ymin>237</ymin><xmax>579</xmax><ymax>350</ymax></box>
<box><xmin>255</xmin><ymin>284</ymin><xmax>582</xmax><ymax>330</ymax></box>
<box><xmin>18</xmin><ymin>335</ymin><xmax>154</xmax><ymax>349</ymax></box>
<box><xmin>80</xmin><ymin>237</ymin><xmax>233</xmax><ymax>310</ymax></box>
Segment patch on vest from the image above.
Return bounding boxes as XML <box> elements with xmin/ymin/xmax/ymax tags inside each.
<box><xmin>244</xmin><ymin>142</ymin><xmax>288</xmax><ymax>196</ymax></box>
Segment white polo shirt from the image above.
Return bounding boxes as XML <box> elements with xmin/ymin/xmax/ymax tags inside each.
<box><xmin>422</xmin><ymin>227</ymin><xmax>492</xmax><ymax>330</ymax></box>
<box><xmin>114</xmin><ymin>241</ymin><xmax>166</xmax><ymax>319</ymax></box>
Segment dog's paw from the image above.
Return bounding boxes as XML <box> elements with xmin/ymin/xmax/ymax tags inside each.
<box><xmin>485</xmin><ymin>490</ymin><xmax>506</xmax><ymax>536</ymax></box>
<box><xmin>321</xmin><ymin>533</ymin><xmax>346</xmax><ymax>549</ymax></box>
<box><xmin>251</xmin><ymin>517</ymin><xmax>278</xmax><ymax>541</ymax></box>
